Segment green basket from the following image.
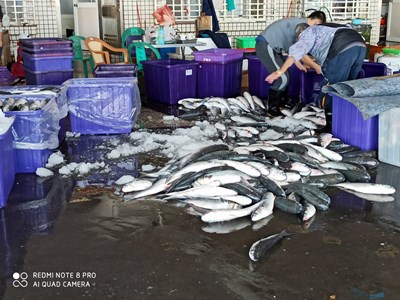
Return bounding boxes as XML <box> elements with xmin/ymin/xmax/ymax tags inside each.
<box><xmin>382</xmin><ymin>48</ymin><xmax>400</xmax><ymax>55</ymax></box>
<box><xmin>236</xmin><ymin>37</ymin><xmax>256</xmax><ymax>49</ymax></box>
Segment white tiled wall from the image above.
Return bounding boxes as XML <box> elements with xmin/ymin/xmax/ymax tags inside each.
<box><xmin>121</xmin><ymin>0</ymin><xmax>381</xmax><ymax>47</ymax></box>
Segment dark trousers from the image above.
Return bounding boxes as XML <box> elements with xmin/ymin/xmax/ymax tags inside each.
<box><xmin>319</xmin><ymin>46</ymin><xmax>366</xmax><ymax>112</ymax></box>
<box><xmin>255</xmin><ymin>41</ymin><xmax>289</xmax><ymax>91</ymax></box>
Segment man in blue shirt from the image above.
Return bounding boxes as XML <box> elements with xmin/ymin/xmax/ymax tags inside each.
<box><xmin>266</xmin><ymin>23</ymin><xmax>366</xmax><ymax>132</ymax></box>
<box><xmin>256</xmin><ymin>11</ymin><xmax>326</xmax><ymax>116</ymax></box>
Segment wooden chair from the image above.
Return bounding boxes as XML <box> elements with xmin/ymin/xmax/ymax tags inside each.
<box><xmin>127</xmin><ymin>42</ymin><xmax>161</xmax><ymax>74</ymax></box>
<box><xmin>68</xmin><ymin>35</ymin><xmax>94</xmax><ymax>78</ymax></box>
<box><xmin>84</xmin><ymin>37</ymin><xmax>129</xmax><ymax>66</ymax></box>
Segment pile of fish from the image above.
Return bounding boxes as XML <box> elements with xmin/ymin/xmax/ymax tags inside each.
<box><xmin>0</xmin><ymin>97</ymin><xmax>49</xmax><ymax>112</ymax></box>
<box><xmin>117</xmin><ymin>95</ymin><xmax>396</xmax><ymax>262</ymax></box>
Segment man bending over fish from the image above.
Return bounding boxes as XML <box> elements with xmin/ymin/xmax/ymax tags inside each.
<box><xmin>266</xmin><ymin>23</ymin><xmax>366</xmax><ymax>133</ymax></box>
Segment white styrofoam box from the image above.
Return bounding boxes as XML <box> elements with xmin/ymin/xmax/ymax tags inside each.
<box><xmin>377</xmin><ymin>55</ymin><xmax>400</xmax><ymax>72</ymax></box>
<box><xmin>379</xmin><ymin>107</ymin><xmax>400</xmax><ymax>166</ymax></box>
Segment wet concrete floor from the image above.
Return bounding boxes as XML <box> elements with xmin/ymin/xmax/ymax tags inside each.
<box><xmin>1</xmin><ymin>107</ymin><xmax>400</xmax><ymax>300</ymax></box>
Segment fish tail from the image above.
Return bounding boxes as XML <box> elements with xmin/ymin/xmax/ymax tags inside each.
<box><xmin>280</xmin><ymin>229</ymin><xmax>293</xmax><ymax>237</ymax></box>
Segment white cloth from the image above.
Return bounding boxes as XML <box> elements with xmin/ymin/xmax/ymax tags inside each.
<box><xmin>213</xmin><ymin>0</ymin><xmax>224</xmax><ymax>11</ymax></box>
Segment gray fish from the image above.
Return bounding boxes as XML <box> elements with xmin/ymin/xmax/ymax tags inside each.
<box><xmin>341</xmin><ymin>156</ymin><xmax>379</xmax><ymax>169</ymax></box>
<box><xmin>258</xmin><ymin>175</ymin><xmax>286</xmax><ymax>197</ymax></box>
<box><xmin>341</xmin><ymin>150</ymin><xmax>377</xmax><ymax>158</ymax></box>
<box><xmin>274</xmin><ymin>196</ymin><xmax>303</xmax><ymax>214</ymax></box>
<box><xmin>178</xmin><ymin>143</ymin><xmax>229</xmax><ymax>168</ymax></box>
<box><xmin>303</xmin><ymin>173</ymin><xmax>345</xmax><ymax>186</ymax></box>
<box><xmin>248</xmin><ymin>229</ymin><xmax>292</xmax><ymax>262</ymax></box>
<box><xmin>339</xmin><ymin>169</ymin><xmax>371</xmax><ymax>182</ymax></box>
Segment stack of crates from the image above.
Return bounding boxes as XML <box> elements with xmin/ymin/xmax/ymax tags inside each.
<box><xmin>20</xmin><ymin>38</ymin><xmax>74</xmax><ymax>85</ymax></box>
<box><xmin>194</xmin><ymin>49</ymin><xmax>244</xmax><ymax>98</ymax></box>
<box><xmin>0</xmin><ymin>117</ymin><xmax>15</xmax><ymax>208</ymax></box>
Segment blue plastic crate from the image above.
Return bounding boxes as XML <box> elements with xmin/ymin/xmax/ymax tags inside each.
<box><xmin>64</xmin><ymin>77</ymin><xmax>141</xmax><ymax>134</ymax></box>
<box><xmin>23</xmin><ymin>67</ymin><xmax>74</xmax><ymax>85</ymax></box>
<box><xmin>0</xmin><ymin>118</ymin><xmax>15</xmax><ymax>208</ymax></box>
<box><xmin>197</xmin><ymin>59</ymin><xmax>243</xmax><ymax>98</ymax></box>
<box><xmin>21</xmin><ymin>51</ymin><xmax>73</xmax><ymax>71</ymax></box>
<box><xmin>142</xmin><ymin>59</ymin><xmax>198</xmax><ymax>105</ymax></box>
<box><xmin>331</xmin><ymin>93</ymin><xmax>378</xmax><ymax>151</ymax></box>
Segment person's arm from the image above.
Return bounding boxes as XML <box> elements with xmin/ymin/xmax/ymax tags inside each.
<box><xmin>266</xmin><ymin>56</ymin><xmax>295</xmax><ymax>83</ymax></box>
<box><xmin>265</xmin><ymin>27</ymin><xmax>315</xmax><ymax>83</ymax></box>
<box><xmin>301</xmin><ymin>54</ymin><xmax>322</xmax><ymax>74</ymax></box>
<box><xmin>0</xmin><ymin>31</ymin><xmax>3</xmax><ymax>48</ymax></box>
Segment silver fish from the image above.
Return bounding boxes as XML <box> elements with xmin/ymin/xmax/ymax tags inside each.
<box><xmin>122</xmin><ymin>179</ymin><xmax>153</xmax><ymax>193</ymax></box>
<box><xmin>251</xmin><ymin>192</ymin><xmax>275</xmax><ymax>222</ymax></box>
<box><xmin>252</xmin><ymin>95</ymin><xmax>266</xmax><ymax>110</ymax></box>
<box><xmin>201</xmin><ymin>200</ymin><xmax>265</xmax><ymax>223</ymax></box>
<box><xmin>202</xmin><ymin>218</ymin><xmax>251</xmax><ymax>234</ymax></box>
<box><xmin>248</xmin><ymin>229</ymin><xmax>292</xmax><ymax>262</ymax></box>
<box><xmin>340</xmin><ymin>189</ymin><xmax>395</xmax><ymax>202</ymax></box>
<box><xmin>184</xmin><ymin>198</ymin><xmax>241</xmax><ymax>210</ymax></box>
<box><xmin>334</xmin><ymin>183</ymin><xmax>396</xmax><ymax>195</ymax></box>
<box><xmin>243</xmin><ymin>91</ymin><xmax>256</xmax><ymax>110</ymax></box>
<box><xmin>252</xmin><ymin>215</ymin><xmax>274</xmax><ymax>231</ymax></box>
<box><xmin>165</xmin><ymin>185</ymin><xmax>237</xmax><ymax>200</ymax></box>
<box><xmin>124</xmin><ymin>177</ymin><xmax>168</xmax><ymax>201</ymax></box>
<box><xmin>302</xmin><ymin>202</ymin><xmax>316</xmax><ymax>221</ymax></box>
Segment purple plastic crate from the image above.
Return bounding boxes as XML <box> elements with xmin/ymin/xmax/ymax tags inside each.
<box><xmin>3</xmin><ymin>97</ymin><xmax>60</xmax><ymax>147</ymax></box>
<box><xmin>21</xmin><ymin>51</ymin><xmax>73</xmax><ymax>71</ymax></box>
<box><xmin>20</xmin><ymin>38</ymin><xmax>72</xmax><ymax>51</ymax></box>
<box><xmin>0</xmin><ymin>119</ymin><xmax>15</xmax><ymax>208</ymax></box>
<box><xmin>331</xmin><ymin>94</ymin><xmax>378</xmax><ymax>150</ymax></box>
<box><xmin>362</xmin><ymin>62</ymin><xmax>387</xmax><ymax>78</ymax></box>
<box><xmin>14</xmin><ymin>148</ymin><xmax>53</xmax><ymax>173</ymax></box>
<box><xmin>6</xmin><ymin>174</ymin><xmax>65</xmax><ymax>234</ymax></box>
<box><xmin>301</xmin><ymin>69</ymin><xmax>324</xmax><ymax>104</ymax></box>
<box><xmin>197</xmin><ymin>59</ymin><xmax>243</xmax><ymax>98</ymax></box>
<box><xmin>21</xmin><ymin>45</ymin><xmax>73</xmax><ymax>55</ymax></box>
<box><xmin>194</xmin><ymin>49</ymin><xmax>244</xmax><ymax>62</ymax></box>
<box><xmin>59</xmin><ymin>117</ymin><xmax>67</xmax><ymax>143</ymax></box>
<box><xmin>65</xmin><ymin>77</ymin><xmax>140</xmax><ymax>134</ymax></box>
<box><xmin>93</xmin><ymin>64</ymin><xmax>138</xmax><ymax>78</ymax></box>
<box><xmin>247</xmin><ymin>56</ymin><xmax>302</xmax><ymax>99</ymax></box>
<box><xmin>142</xmin><ymin>59</ymin><xmax>198</xmax><ymax>105</ymax></box>
<box><xmin>302</xmin><ymin>69</ymin><xmax>365</xmax><ymax>104</ymax></box>
<box><xmin>23</xmin><ymin>67</ymin><xmax>74</xmax><ymax>85</ymax></box>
